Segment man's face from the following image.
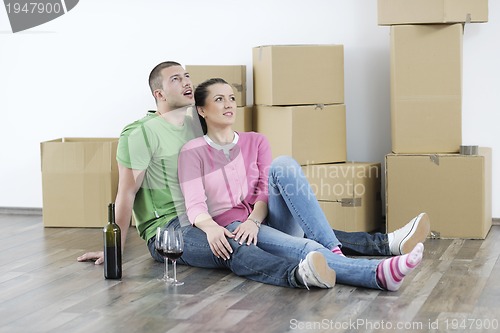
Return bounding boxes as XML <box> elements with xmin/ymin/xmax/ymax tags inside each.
<box><xmin>159</xmin><ymin>65</ymin><xmax>194</xmax><ymax>109</ymax></box>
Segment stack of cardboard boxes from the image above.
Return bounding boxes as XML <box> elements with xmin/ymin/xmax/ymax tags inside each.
<box><xmin>253</xmin><ymin>45</ymin><xmax>382</xmax><ymax>232</ymax></box>
<box><xmin>379</xmin><ymin>0</ymin><xmax>492</xmax><ymax>238</ymax></box>
<box><xmin>186</xmin><ymin>65</ymin><xmax>252</xmax><ymax>132</ymax></box>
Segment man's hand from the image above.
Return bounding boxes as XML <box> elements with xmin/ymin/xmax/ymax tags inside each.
<box><xmin>77</xmin><ymin>251</ymin><xmax>104</xmax><ymax>265</ymax></box>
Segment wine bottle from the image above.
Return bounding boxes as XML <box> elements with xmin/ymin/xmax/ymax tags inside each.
<box><xmin>103</xmin><ymin>203</ymin><xmax>122</xmax><ymax>279</ymax></box>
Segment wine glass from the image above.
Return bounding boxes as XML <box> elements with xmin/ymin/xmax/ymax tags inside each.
<box><xmin>165</xmin><ymin>226</ymin><xmax>184</xmax><ymax>286</ymax></box>
<box><xmin>155</xmin><ymin>226</ymin><xmax>174</xmax><ymax>283</ymax></box>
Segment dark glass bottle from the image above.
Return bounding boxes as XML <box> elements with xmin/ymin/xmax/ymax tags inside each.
<box><xmin>103</xmin><ymin>203</ymin><xmax>122</xmax><ymax>279</ymax></box>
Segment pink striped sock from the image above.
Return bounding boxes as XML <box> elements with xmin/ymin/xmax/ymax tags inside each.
<box><xmin>331</xmin><ymin>246</ymin><xmax>345</xmax><ymax>257</ymax></box>
<box><xmin>376</xmin><ymin>243</ymin><xmax>424</xmax><ymax>291</ymax></box>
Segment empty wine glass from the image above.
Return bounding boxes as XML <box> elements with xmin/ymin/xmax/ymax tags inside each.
<box><xmin>165</xmin><ymin>226</ymin><xmax>184</xmax><ymax>286</ymax></box>
<box><xmin>155</xmin><ymin>226</ymin><xmax>174</xmax><ymax>283</ymax></box>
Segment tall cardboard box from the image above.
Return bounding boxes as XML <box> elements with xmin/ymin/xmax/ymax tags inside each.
<box><xmin>233</xmin><ymin>106</ymin><xmax>253</xmax><ymax>132</ymax></box>
<box><xmin>41</xmin><ymin>138</ymin><xmax>119</xmax><ymax>228</ymax></box>
<box><xmin>303</xmin><ymin>162</ymin><xmax>382</xmax><ymax>232</ymax></box>
<box><xmin>385</xmin><ymin>148</ymin><xmax>492</xmax><ymax>239</ymax></box>
<box><xmin>253</xmin><ymin>45</ymin><xmax>344</xmax><ymax>106</ymax></box>
<box><xmin>378</xmin><ymin>0</ymin><xmax>488</xmax><ymax>25</ymax></box>
<box><xmin>186</xmin><ymin>65</ymin><xmax>246</xmax><ymax>107</ymax></box>
<box><xmin>254</xmin><ymin>104</ymin><xmax>346</xmax><ymax>165</ymax></box>
<box><xmin>391</xmin><ymin>24</ymin><xmax>463</xmax><ymax>153</ymax></box>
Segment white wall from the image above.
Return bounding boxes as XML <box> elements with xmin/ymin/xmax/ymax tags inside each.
<box><xmin>0</xmin><ymin>0</ymin><xmax>498</xmax><ymax>217</ymax></box>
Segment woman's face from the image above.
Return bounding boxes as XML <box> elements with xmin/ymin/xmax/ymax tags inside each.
<box><xmin>198</xmin><ymin>83</ymin><xmax>237</xmax><ymax>130</ymax></box>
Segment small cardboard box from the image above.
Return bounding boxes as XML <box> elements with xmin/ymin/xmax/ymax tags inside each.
<box><xmin>254</xmin><ymin>104</ymin><xmax>346</xmax><ymax>165</ymax></box>
<box><xmin>41</xmin><ymin>138</ymin><xmax>119</xmax><ymax>228</ymax></box>
<box><xmin>253</xmin><ymin>45</ymin><xmax>344</xmax><ymax>106</ymax></box>
<box><xmin>186</xmin><ymin>65</ymin><xmax>246</xmax><ymax>106</ymax></box>
<box><xmin>378</xmin><ymin>0</ymin><xmax>488</xmax><ymax>25</ymax></box>
<box><xmin>390</xmin><ymin>24</ymin><xmax>463</xmax><ymax>153</ymax></box>
<box><xmin>303</xmin><ymin>162</ymin><xmax>382</xmax><ymax>232</ymax></box>
<box><xmin>385</xmin><ymin>148</ymin><xmax>492</xmax><ymax>239</ymax></box>
<box><xmin>233</xmin><ymin>106</ymin><xmax>253</xmax><ymax>132</ymax></box>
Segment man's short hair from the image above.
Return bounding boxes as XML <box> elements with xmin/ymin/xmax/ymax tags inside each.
<box><xmin>148</xmin><ymin>61</ymin><xmax>182</xmax><ymax>94</ymax></box>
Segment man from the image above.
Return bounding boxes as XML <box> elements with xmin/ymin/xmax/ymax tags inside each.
<box><xmin>77</xmin><ymin>61</ymin><xmax>429</xmax><ymax>281</ymax></box>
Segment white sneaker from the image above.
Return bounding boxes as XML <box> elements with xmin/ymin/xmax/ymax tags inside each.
<box><xmin>297</xmin><ymin>251</ymin><xmax>336</xmax><ymax>289</ymax></box>
<box><xmin>390</xmin><ymin>212</ymin><xmax>430</xmax><ymax>255</ymax></box>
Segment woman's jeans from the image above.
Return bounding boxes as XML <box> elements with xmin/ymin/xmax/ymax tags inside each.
<box><xmin>255</xmin><ymin>223</ymin><xmax>382</xmax><ymax>289</ymax></box>
<box><xmin>148</xmin><ymin>217</ymin><xmax>304</xmax><ymax>288</ymax></box>
<box><xmin>267</xmin><ymin>156</ymin><xmax>391</xmax><ymax>256</ymax></box>
<box><xmin>149</xmin><ymin>218</ymin><xmax>382</xmax><ymax>290</ymax></box>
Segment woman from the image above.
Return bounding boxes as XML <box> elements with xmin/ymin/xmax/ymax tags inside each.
<box><xmin>178</xmin><ymin>78</ymin><xmax>424</xmax><ymax>291</ymax></box>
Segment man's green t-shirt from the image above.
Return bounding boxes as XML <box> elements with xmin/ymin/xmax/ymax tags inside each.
<box><xmin>116</xmin><ymin>110</ymin><xmax>201</xmax><ymax>241</ymax></box>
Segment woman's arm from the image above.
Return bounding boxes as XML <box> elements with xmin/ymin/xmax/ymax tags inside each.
<box><xmin>233</xmin><ymin>134</ymin><xmax>273</xmax><ymax>245</ymax></box>
<box><xmin>178</xmin><ymin>141</ymin><xmax>236</xmax><ymax>259</ymax></box>
<box><xmin>233</xmin><ymin>200</ymin><xmax>267</xmax><ymax>245</ymax></box>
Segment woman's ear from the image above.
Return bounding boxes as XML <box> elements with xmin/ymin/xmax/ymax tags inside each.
<box><xmin>197</xmin><ymin>106</ymin><xmax>205</xmax><ymax>118</ymax></box>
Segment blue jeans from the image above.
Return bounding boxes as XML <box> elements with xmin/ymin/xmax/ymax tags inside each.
<box><xmin>148</xmin><ymin>218</ymin><xmax>382</xmax><ymax>290</ymax></box>
<box><xmin>255</xmin><ymin>223</ymin><xmax>382</xmax><ymax>289</ymax></box>
<box><xmin>267</xmin><ymin>156</ymin><xmax>391</xmax><ymax>256</ymax></box>
<box><xmin>334</xmin><ymin>230</ymin><xmax>390</xmax><ymax>256</ymax></box>
<box><xmin>148</xmin><ymin>218</ymin><xmax>304</xmax><ymax>288</ymax></box>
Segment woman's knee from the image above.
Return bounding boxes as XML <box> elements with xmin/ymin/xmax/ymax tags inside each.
<box><xmin>270</xmin><ymin>156</ymin><xmax>301</xmax><ymax>179</ymax></box>
<box><xmin>272</xmin><ymin>155</ymin><xmax>298</xmax><ymax>169</ymax></box>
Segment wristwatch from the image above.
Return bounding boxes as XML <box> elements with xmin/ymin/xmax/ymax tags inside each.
<box><xmin>248</xmin><ymin>218</ymin><xmax>261</xmax><ymax>228</ymax></box>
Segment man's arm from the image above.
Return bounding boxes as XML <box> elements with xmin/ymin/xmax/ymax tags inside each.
<box><xmin>77</xmin><ymin>164</ymin><xmax>145</xmax><ymax>265</ymax></box>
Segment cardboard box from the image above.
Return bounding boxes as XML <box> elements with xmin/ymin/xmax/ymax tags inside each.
<box><xmin>378</xmin><ymin>0</ymin><xmax>488</xmax><ymax>25</ymax></box>
<box><xmin>233</xmin><ymin>106</ymin><xmax>253</xmax><ymax>132</ymax></box>
<box><xmin>303</xmin><ymin>162</ymin><xmax>382</xmax><ymax>232</ymax></box>
<box><xmin>254</xmin><ymin>104</ymin><xmax>346</xmax><ymax>165</ymax></box>
<box><xmin>390</xmin><ymin>24</ymin><xmax>463</xmax><ymax>153</ymax></box>
<box><xmin>41</xmin><ymin>138</ymin><xmax>119</xmax><ymax>228</ymax></box>
<box><xmin>319</xmin><ymin>201</ymin><xmax>382</xmax><ymax>233</ymax></box>
<box><xmin>186</xmin><ymin>65</ymin><xmax>246</xmax><ymax>106</ymax></box>
<box><xmin>385</xmin><ymin>148</ymin><xmax>492</xmax><ymax>239</ymax></box>
<box><xmin>253</xmin><ymin>45</ymin><xmax>344</xmax><ymax>106</ymax></box>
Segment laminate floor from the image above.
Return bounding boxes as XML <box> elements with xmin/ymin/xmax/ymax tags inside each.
<box><xmin>1</xmin><ymin>213</ymin><xmax>499</xmax><ymax>333</ymax></box>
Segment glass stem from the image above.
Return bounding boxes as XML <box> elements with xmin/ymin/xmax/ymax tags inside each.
<box><xmin>164</xmin><ymin>259</ymin><xmax>169</xmax><ymax>279</ymax></box>
<box><xmin>172</xmin><ymin>260</ymin><xmax>177</xmax><ymax>282</ymax></box>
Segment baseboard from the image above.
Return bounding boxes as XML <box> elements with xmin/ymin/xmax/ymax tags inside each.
<box><xmin>1</xmin><ymin>207</ymin><xmax>499</xmax><ymax>223</ymax></box>
<box><xmin>0</xmin><ymin>207</ymin><xmax>42</xmax><ymax>216</ymax></box>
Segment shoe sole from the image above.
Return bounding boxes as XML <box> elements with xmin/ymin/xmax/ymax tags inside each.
<box><xmin>401</xmin><ymin>213</ymin><xmax>431</xmax><ymax>254</ymax></box>
<box><xmin>307</xmin><ymin>252</ymin><xmax>336</xmax><ymax>288</ymax></box>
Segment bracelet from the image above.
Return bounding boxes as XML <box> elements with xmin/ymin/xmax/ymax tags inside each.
<box><xmin>248</xmin><ymin>218</ymin><xmax>261</xmax><ymax>228</ymax></box>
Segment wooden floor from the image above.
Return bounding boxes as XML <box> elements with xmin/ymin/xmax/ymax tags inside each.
<box><xmin>1</xmin><ymin>213</ymin><xmax>499</xmax><ymax>333</ymax></box>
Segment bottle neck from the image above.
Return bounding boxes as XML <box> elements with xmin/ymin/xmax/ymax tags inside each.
<box><xmin>108</xmin><ymin>203</ymin><xmax>116</xmax><ymax>224</ymax></box>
